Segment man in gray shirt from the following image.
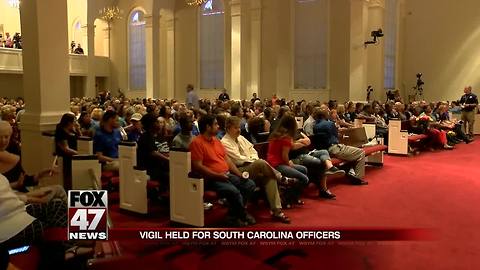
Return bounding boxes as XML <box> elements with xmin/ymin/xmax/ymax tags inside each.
<box><xmin>186</xmin><ymin>84</ymin><xmax>199</xmax><ymax>110</ymax></box>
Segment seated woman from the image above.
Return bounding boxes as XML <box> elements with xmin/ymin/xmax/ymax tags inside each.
<box><xmin>0</xmin><ymin>173</ymin><xmax>92</xmax><ymax>268</ymax></box>
<box><xmin>137</xmin><ymin>113</ymin><xmax>169</xmax><ymax>189</ymax></box>
<box><xmin>417</xmin><ymin>106</ymin><xmax>454</xmax><ymax>150</ymax></box>
<box><xmin>373</xmin><ymin>105</ymin><xmax>389</xmax><ymax>145</ymax></box>
<box><xmin>281</xmin><ymin>115</ymin><xmax>345</xmax><ymax>200</ymax></box>
<box><xmin>436</xmin><ymin>104</ymin><xmax>472</xmax><ymax>144</ymax></box>
<box><xmin>158</xmin><ymin>105</ymin><xmax>176</xmax><ymax>136</ymax></box>
<box><xmin>54</xmin><ymin>113</ymin><xmax>80</xmax><ymax>190</ymax></box>
<box><xmin>1</xmin><ymin>105</ymin><xmax>21</xmax><ymax>155</ymax></box>
<box><xmin>266</xmin><ymin>115</ymin><xmax>310</xmax><ymax>208</ymax></box>
<box><xmin>331</xmin><ymin>107</ymin><xmax>354</xmax><ymax>129</ymax></box>
<box><xmin>0</xmin><ymin>121</ymin><xmax>67</xmax><ymax>203</ymax></box>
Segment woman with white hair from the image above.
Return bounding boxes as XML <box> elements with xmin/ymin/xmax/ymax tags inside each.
<box><xmin>0</xmin><ymin>121</ymin><xmax>67</xmax><ymax>202</ymax></box>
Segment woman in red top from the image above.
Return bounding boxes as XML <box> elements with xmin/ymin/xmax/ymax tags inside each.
<box><xmin>267</xmin><ymin>115</ymin><xmax>309</xmax><ymax>208</ymax></box>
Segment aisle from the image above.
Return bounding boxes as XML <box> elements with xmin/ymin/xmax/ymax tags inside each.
<box><xmin>109</xmin><ymin>139</ymin><xmax>480</xmax><ymax>270</ymax></box>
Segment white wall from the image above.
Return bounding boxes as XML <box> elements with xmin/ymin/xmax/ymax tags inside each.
<box><xmin>402</xmin><ymin>0</ymin><xmax>480</xmax><ymax>101</ymax></box>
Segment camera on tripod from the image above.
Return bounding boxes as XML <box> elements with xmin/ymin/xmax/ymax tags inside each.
<box><xmin>366</xmin><ymin>86</ymin><xmax>374</xmax><ymax>102</ymax></box>
<box><xmin>416</xmin><ymin>73</ymin><xmax>424</xmax><ymax>90</ymax></box>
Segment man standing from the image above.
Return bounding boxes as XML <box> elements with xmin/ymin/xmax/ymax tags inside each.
<box><xmin>186</xmin><ymin>84</ymin><xmax>199</xmax><ymax>110</ymax></box>
<box><xmin>460</xmin><ymin>86</ymin><xmax>478</xmax><ymax>137</ymax></box>
<box><xmin>312</xmin><ymin>109</ymin><xmax>368</xmax><ymax>185</ymax></box>
<box><xmin>190</xmin><ymin>114</ymin><xmax>256</xmax><ymax>226</ymax></box>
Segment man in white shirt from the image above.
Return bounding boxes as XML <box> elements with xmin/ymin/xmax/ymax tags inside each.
<box><xmin>303</xmin><ymin>105</ymin><xmax>317</xmax><ymax>136</ymax></box>
<box><xmin>221</xmin><ymin>116</ymin><xmax>293</xmax><ymax>223</ymax></box>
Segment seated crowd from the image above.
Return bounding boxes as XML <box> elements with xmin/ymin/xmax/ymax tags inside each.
<box><xmin>0</xmin><ymin>87</ymin><xmax>477</xmax><ymax>268</ymax></box>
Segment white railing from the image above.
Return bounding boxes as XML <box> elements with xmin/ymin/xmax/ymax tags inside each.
<box><xmin>0</xmin><ymin>48</ymin><xmax>110</xmax><ymax>76</ymax></box>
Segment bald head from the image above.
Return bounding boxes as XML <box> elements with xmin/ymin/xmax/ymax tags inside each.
<box><xmin>0</xmin><ymin>120</ymin><xmax>13</xmax><ymax>151</ymax></box>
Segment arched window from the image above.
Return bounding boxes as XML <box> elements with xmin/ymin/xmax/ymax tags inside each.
<box><xmin>94</xmin><ymin>18</ymin><xmax>109</xmax><ymax>57</ymax></box>
<box><xmin>384</xmin><ymin>0</ymin><xmax>398</xmax><ymax>89</ymax></box>
<box><xmin>129</xmin><ymin>9</ymin><xmax>146</xmax><ymax>91</ymax></box>
<box><xmin>72</xmin><ymin>19</ymin><xmax>86</xmax><ymax>53</ymax></box>
<box><xmin>294</xmin><ymin>0</ymin><xmax>328</xmax><ymax>89</ymax></box>
<box><xmin>199</xmin><ymin>0</ymin><xmax>225</xmax><ymax>89</ymax></box>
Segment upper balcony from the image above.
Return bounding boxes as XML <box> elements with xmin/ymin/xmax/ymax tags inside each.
<box><xmin>0</xmin><ymin>47</ymin><xmax>110</xmax><ymax>77</ymax></box>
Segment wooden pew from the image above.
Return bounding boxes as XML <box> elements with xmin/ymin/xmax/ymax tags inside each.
<box><xmin>169</xmin><ymin>150</ymin><xmax>206</xmax><ymax>227</ymax></box>
<box><xmin>388</xmin><ymin>119</ymin><xmax>428</xmax><ymax>155</ymax></box>
<box><xmin>118</xmin><ymin>142</ymin><xmax>156</xmax><ymax>214</ymax></box>
<box><xmin>41</xmin><ymin>132</ymin><xmax>101</xmax><ymax>189</ymax></box>
<box><xmin>77</xmin><ymin>136</ymin><xmax>94</xmax><ymax>155</ymax></box>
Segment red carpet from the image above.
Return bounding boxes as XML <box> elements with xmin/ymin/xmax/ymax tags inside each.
<box><xmin>104</xmin><ymin>139</ymin><xmax>480</xmax><ymax>270</ymax></box>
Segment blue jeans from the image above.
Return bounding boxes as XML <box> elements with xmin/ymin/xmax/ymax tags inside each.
<box><xmin>207</xmin><ymin>173</ymin><xmax>256</xmax><ymax>219</ymax></box>
<box><xmin>308</xmin><ymin>149</ymin><xmax>331</xmax><ymax>163</ymax></box>
<box><xmin>276</xmin><ymin>164</ymin><xmax>309</xmax><ymax>202</ymax></box>
<box><xmin>295</xmin><ymin>153</ymin><xmax>327</xmax><ymax>182</ymax></box>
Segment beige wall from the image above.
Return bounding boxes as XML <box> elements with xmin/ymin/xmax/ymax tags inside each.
<box><xmin>402</xmin><ymin>0</ymin><xmax>480</xmax><ymax>101</ymax></box>
<box><xmin>0</xmin><ymin>74</ymin><xmax>23</xmax><ymax>98</ymax></box>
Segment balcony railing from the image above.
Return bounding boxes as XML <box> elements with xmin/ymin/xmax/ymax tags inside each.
<box><xmin>0</xmin><ymin>47</ymin><xmax>110</xmax><ymax>76</ymax></box>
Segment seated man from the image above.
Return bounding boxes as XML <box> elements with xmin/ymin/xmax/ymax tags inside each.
<box><xmin>171</xmin><ymin>112</ymin><xmax>194</xmax><ymax>150</ymax></box>
<box><xmin>221</xmin><ymin>116</ymin><xmax>292</xmax><ymax>223</ymax></box>
<box><xmin>313</xmin><ymin>109</ymin><xmax>368</xmax><ymax>185</ymax></box>
<box><xmin>190</xmin><ymin>114</ymin><xmax>256</xmax><ymax>227</ymax></box>
<box><xmin>93</xmin><ymin>110</ymin><xmax>122</xmax><ymax>171</ymax></box>
<box><xmin>124</xmin><ymin>113</ymin><xmax>143</xmax><ymax>142</ymax></box>
<box><xmin>137</xmin><ymin>113</ymin><xmax>169</xmax><ymax>186</ymax></box>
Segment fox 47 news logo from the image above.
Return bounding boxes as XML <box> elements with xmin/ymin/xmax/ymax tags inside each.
<box><xmin>68</xmin><ymin>190</ymin><xmax>108</xmax><ymax>240</ymax></box>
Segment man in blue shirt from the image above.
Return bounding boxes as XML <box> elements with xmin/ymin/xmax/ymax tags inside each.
<box><xmin>93</xmin><ymin>110</ymin><xmax>122</xmax><ymax>171</ymax></box>
<box><xmin>312</xmin><ymin>108</ymin><xmax>367</xmax><ymax>185</ymax></box>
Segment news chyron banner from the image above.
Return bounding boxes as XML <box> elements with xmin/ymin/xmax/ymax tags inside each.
<box><xmin>68</xmin><ymin>190</ymin><xmax>108</xmax><ymax>240</ymax></box>
<box><xmin>65</xmin><ymin>190</ymin><xmax>435</xmax><ymax>244</ymax></box>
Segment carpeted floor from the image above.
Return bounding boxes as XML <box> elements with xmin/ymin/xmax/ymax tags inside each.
<box><xmin>106</xmin><ymin>138</ymin><xmax>480</xmax><ymax>270</ymax></box>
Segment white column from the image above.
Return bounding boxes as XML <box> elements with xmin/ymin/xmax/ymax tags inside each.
<box><xmin>230</xmin><ymin>0</ymin><xmax>242</xmax><ymax>100</ymax></box>
<box><xmin>249</xmin><ymin>1</ymin><xmax>261</xmax><ymax>99</ymax></box>
<box><xmin>85</xmin><ymin>23</ymin><xmax>96</xmax><ymax>97</ymax></box>
<box><xmin>349</xmin><ymin>0</ymin><xmax>370</xmax><ymax>102</ymax></box>
<box><xmin>367</xmin><ymin>0</ymin><xmax>385</xmax><ymax>101</ymax></box>
<box><xmin>19</xmin><ymin>0</ymin><xmax>70</xmax><ymax>175</ymax></box>
<box><xmin>145</xmin><ymin>14</ymin><xmax>154</xmax><ymax>98</ymax></box>
<box><xmin>165</xmin><ymin>17</ymin><xmax>175</xmax><ymax>99</ymax></box>
<box><xmin>159</xmin><ymin>12</ymin><xmax>175</xmax><ymax>100</ymax></box>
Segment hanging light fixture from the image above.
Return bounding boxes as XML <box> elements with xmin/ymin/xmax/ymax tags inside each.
<box><xmin>99</xmin><ymin>6</ymin><xmax>123</xmax><ymax>22</ymax></box>
<box><xmin>8</xmin><ymin>0</ymin><xmax>20</xmax><ymax>9</ymax></box>
<box><xmin>185</xmin><ymin>0</ymin><xmax>208</xmax><ymax>6</ymax></box>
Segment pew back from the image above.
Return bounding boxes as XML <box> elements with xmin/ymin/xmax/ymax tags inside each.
<box><xmin>119</xmin><ymin>142</ymin><xmax>149</xmax><ymax>214</ymax></box>
<box><xmin>170</xmin><ymin>150</ymin><xmax>205</xmax><ymax>227</ymax></box>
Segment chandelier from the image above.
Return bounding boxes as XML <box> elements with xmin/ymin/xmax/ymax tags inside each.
<box><xmin>99</xmin><ymin>6</ymin><xmax>123</xmax><ymax>23</ymax></box>
<box><xmin>186</xmin><ymin>0</ymin><xmax>208</xmax><ymax>6</ymax></box>
<box><xmin>8</xmin><ymin>0</ymin><xmax>20</xmax><ymax>8</ymax></box>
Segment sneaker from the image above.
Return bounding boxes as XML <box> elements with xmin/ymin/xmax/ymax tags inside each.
<box><xmin>280</xmin><ymin>176</ymin><xmax>299</xmax><ymax>186</ymax></box>
<box><xmin>203</xmin><ymin>202</ymin><xmax>213</xmax><ymax>210</ymax></box>
<box><xmin>325</xmin><ymin>166</ymin><xmax>345</xmax><ymax>176</ymax></box>
<box><xmin>243</xmin><ymin>213</ymin><xmax>257</xmax><ymax>225</ymax></box>
<box><xmin>348</xmin><ymin>174</ymin><xmax>368</xmax><ymax>185</ymax></box>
